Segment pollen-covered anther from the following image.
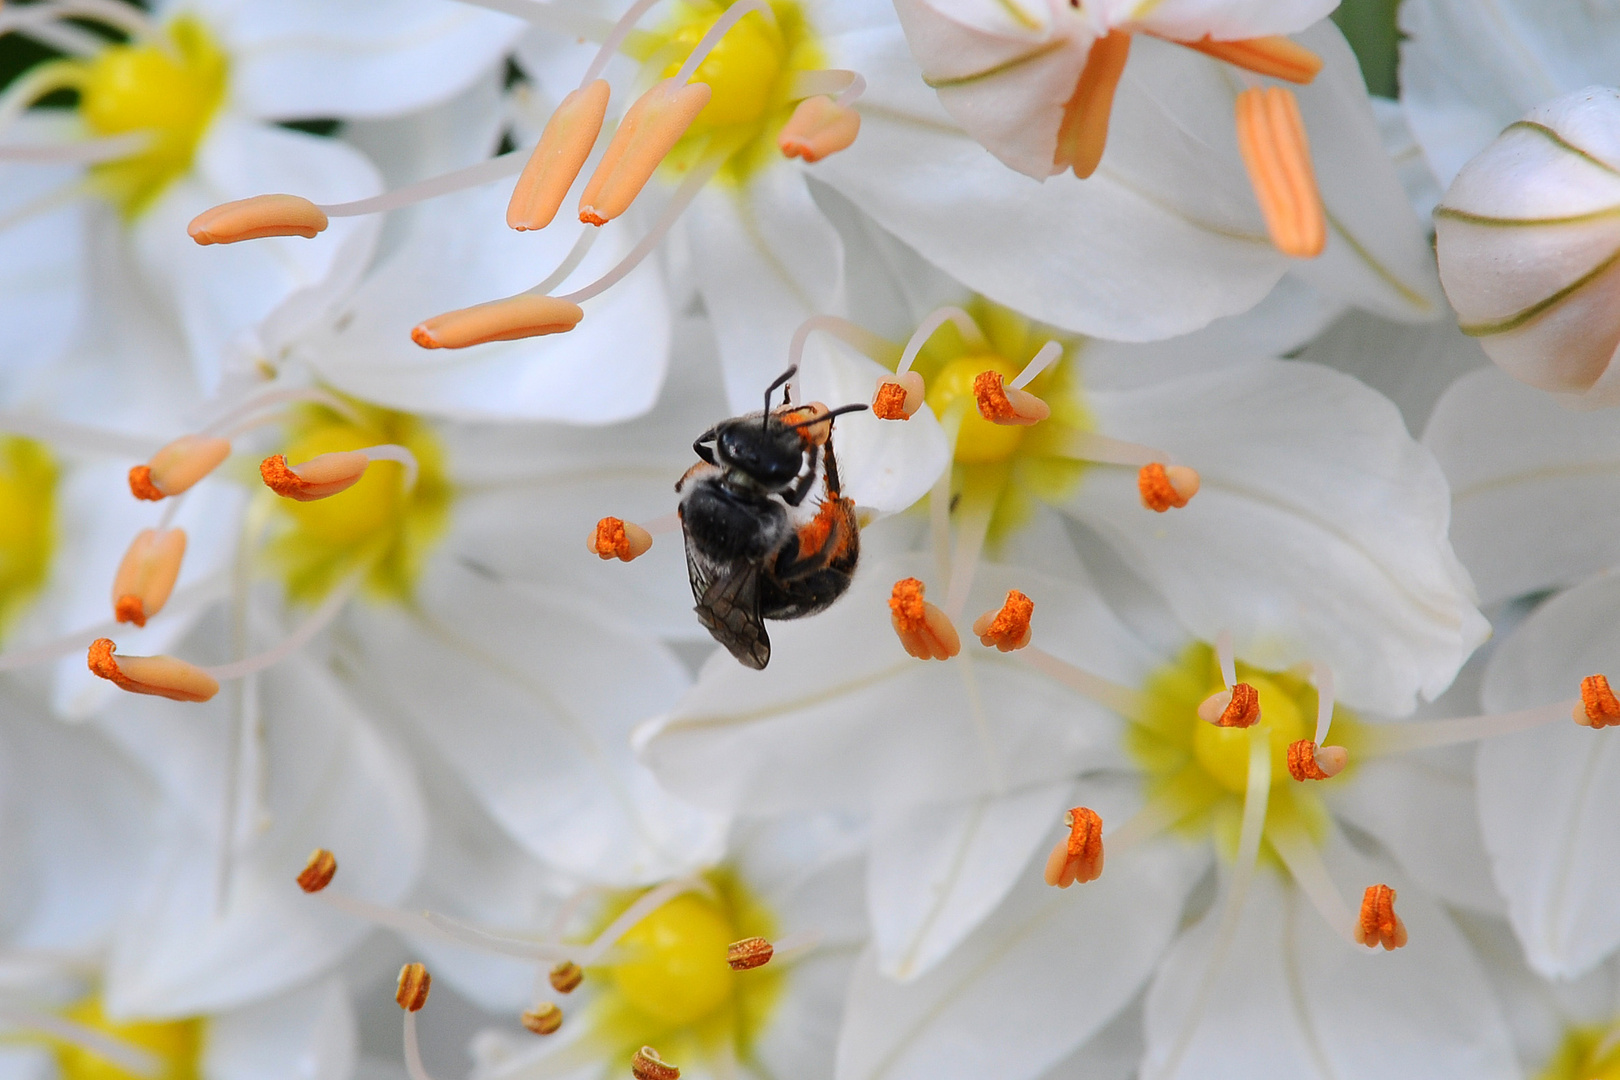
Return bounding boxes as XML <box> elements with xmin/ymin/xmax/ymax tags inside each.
<box><xmin>1137</xmin><ymin>462</ymin><xmax>1200</xmax><ymax>512</ymax></box>
<box><xmin>1235</xmin><ymin>85</ymin><xmax>1326</xmax><ymax>259</ymax></box>
<box><xmin>1355</xmin><ymin>884</ymin><xmax>1408</xmax><ymax>950</ymax></box>
<box><xmin>87</xmin><ymin>638</ymin><xmax>219</xmax><ymax>703</ymax></box>
<box><xmin>188</xmin><ymin>194</ymin><xmax>329</xmax><ymax>245</ymax></box>
<box><xmin>129</xmin><ymin>435</ymin><xmax>231</xmax><ymax>501</ymax></box>
<box><xmin>781</xmin><ymin>403</ymin><xmax>834</xmax><ymax>446</ymax></box>
<box><xmin>1198</xmin><ymin>682</ymin><xmax>1261</xmax><ymax>728</ymax></box>
<box><xmin>411</xmin><ymin>295</ymin><xmax>585</xmax><ymax>349</ymax></box>
<box><xmin>1286</xmin><ymin>739</ymin><xmax>1348</xmax><ymax>781</ymax></box>
<box><xmin>260</xmin><ymin>451</ymin><xmax>373</xmax><ymax>502</ymax></box>
<box><xmin>631</xmin><ymin>1046</ymin><xmax>680</xmax><ymax>1080</ymax></box>
<box><xmin>588</xmin><ymin>517</ymin><xmax>653</xmax><ymax>562</ymax></box>
<box><xmin>888</xmin><ymin>577</ymin><xmax>961</xmax><ymax>661</ymax></box>
<box><xmin>727</xmin><ymin>936</ymin><xmax>774</xmax><ymax>971</ymax></box>
<box><xmin>972</xmin><ymin>370</ymin><xmax>1049</xmax><ymax>426</ymax></box>
<box><xmin>579</xmin><ymin>78</ymin><xmax>712</xmax><ymax>226</ymax></box>
<box><xmin>508</xmin><ymin>79</ymin><xmax>611</xmax><ymax>231</ymax></box>
<box><xmin>521</xmin><ymin>1003</ymin><xmax>563</xmax><ymax>1035</ymax></box>
<box><xmin>112</xmin><ymin>527</ymin><xmax>186</xmax><ymax>627</ymax></box>
<box><xmin>396</xmin><ymin>963</ymin><xmax>431</xmax><ymax>1012</ymax></box>
<box><xmin>779</xmin><ymin>95</ymin><xmax>861</xmax><ymax>162</ymax></box>
<box><xmin>296</xmin><ymin>848</ymin><xmax>337</xmax><ymax>893</ymax></box>
<box><xmin>1575</xmin><ymin>674</ymin><xmax>1620</xmax><ymax>728</ymax></box>
<box><xmin>1044</xmin><ymin>806</ymin><xmax>1104</xmax><ymax>888</ymax></box>
<box><xmin>1176</xmin><ymin>35</ymin><xmax>1323</xmax><ymax>84</ymax></box>
<box><xmin>549</xmin><ymin>960</ymin><xmax>583</xmax><ymax>994</ymax></box>
<box><xmin>972</xmin><ymin>589</ymin><xmax>1034</xmax><ymax>652</ymax></box>
<box><xmin>872</xmin><ymin>371</ymin><xmax>925</xmax><ymax>421</ymax></box>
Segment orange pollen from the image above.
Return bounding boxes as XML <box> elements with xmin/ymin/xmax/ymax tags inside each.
<box><xmin>872</xmin><ymin>381</ymin><xmax>909</xmax><ymax>420</ymax></box>
<box><xmin>508</xmin><ymin>79</ymin><xmax>611</xmax><ymax>232</ymax></box>
<box><xmin>1287</xmin><ymin>739</ymin><xmax>1347</xmax><ymax>781</ymax></box>
<box><xmin>1579</xmin><ymin>674</ymin><xmax>1620</xmax><ymax>728</ymax></box>
<box><xmin>726</xmin><ymin>936</ymin><xmax>775</xmax><ymax>971</ymax></box>
<box><xmin>86</xmin><ymin>638</ymin><xmax>219</xmax><ymax>703</ymax></box>
<box><xmin>972</xmin><ymin>371</ymin><xmax>1048</xmax><ymax>426</ymax></box>
<box><xmin>780</xmin><ymin>402</ymin><xmax>833</xmax><ymax>446</ymax></box>
<box><xmin>259</xmin><ymin>451</ymin><xmax>369</xmax><ymax>502</ymax></box>
<box><xmin>296</xmin><ymin>848</ymin><xmax>337</xmax><ymax>893</ymax></box>
<box><xmin>1235</xmin><ymin>85</ymin><xmax>1326</xmax><ymax>259</ymax></box>
<box><xmin>973</xmin><ymin>589</ymin><xmax>1034</xmax><ymax>651</ymax></box>
<box><xmin>588</xmin><ymin>516</ymin><xmax>653</xmax><ymax>562</ymax></box>
<box><xmin>396</xmin><ymin>963</ymin><xmax>431</xmax><ymax>1012</ymax></box>
<box><xmin>1215</xmin><ymin>682</ymin><xmax>1261</xmax><ymax>728</ymax></box>
<box><xmin>128</xmin><ymin>465</ymin><xmax>164</xmax><ymax>501</ymax></box>
<box><xmin>778</xmin><ymin>95</ymin><xmax>862</xmax><ymax>163</ymax></box>
<box><xmin>888</xmin><ymin>578</ymin><xmax>961</xmax><ymax>661</ymax></box>
<box><xmin>188</xmin><ymin>194</ymin><xmax>329</xmax><ymax>245</ymax></box>
<box><xmin>1137</xmin><ymin>462</ymin><xmax>1200</xmax><ymax>512</ymax></box>
<box><xmin>889</xmin><ymin>577</ymin><xmax>927</xmax><ymax>632</ymax></box>
<box><xmin>115</xmin><ymin>595</ymin><xmax>146</xmax><ymax>627</ymax></box>
<box><xmin>1355</xmin><ymin>884</ymin><xmax>1408</xmax><ymax>950</ymax></box>
<box><xmin>411</xmin><ymin>295</ymin><xmax>585</xmax><ymax>350</ymax></box>
<box><xmin>1175</xmin><ymin>35</ymin><xmax>1323</xmax><ymax>84</ymax></box>
<box><xmin>797</xmin><ymin>501</ymin><xmax>837</xmax><ymax>558</ymax></box>
<box><xmin>1044</xmin><ymin>806</ymin><xmax>1104</xmax><ymax>888</ymax></box>
<box><xmin>1054</xmin><ymin>29</ymin><xmax>1131</xmax><ymax>179</ymax></box>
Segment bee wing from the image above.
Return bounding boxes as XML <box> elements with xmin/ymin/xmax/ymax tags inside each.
<box><xmin>686</xmin><ymin>542</ymin><xmax>771</xmax><ymax>670</ymax></box>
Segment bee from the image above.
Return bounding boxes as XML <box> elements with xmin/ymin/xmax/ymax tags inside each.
<box><xmin>677</xmin><ymin>365</ymin><xmax>868</xmax><ymax>669</ymax></box>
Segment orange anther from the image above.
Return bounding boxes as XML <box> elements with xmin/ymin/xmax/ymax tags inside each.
<box><xmin>1198</xmin><ymin>682</ymin><xmax>1261</xmax><ymax>728</ymax></box>
<box><xmin>1286</xmin><ymin>739</ymin><xmax>1347</xmax><ymax>781</ymax></box>
<box><xmin>579</xmin><ymin>79</ymin><xmax>711</xmax><ymax>226</ymax></box>
<box><xmin>260</xmin><ymin>451</ymin><xmax>369</xmax><ymax>502</ymax></box>
<box><xmin>631</xmin><ymin>1047</ymin><xmax>679</xmax><ymax>1080</ymax></box>
<box><xmin>128</xmin><ymin>466</ymin><xmax>163</xmax><ymax>501</ymax></box>
<box><xmin>411</xmin><ymin>294</ymin><xmax>585</xmax><ymax>349</ymax></box>
<box><xmin>1236</xmin><ymin>85</ymin><xmax>1326</xmax><ymax>259</ymax></box>
<box><xmin>726</xmin><ymin>936</ymin><xmax>774</xmax><ymax>970</ymax></box>
<box><xmin>396</xmin><ymin>963</ymin><xmax>431</xmax><ymax>1012</ymax></box>
<box><xmin>1577</xmin><ymin>674</ymin><xmax>1620</xmax><ymax>728</ymax></box>
<box><xmin>522</xmin><ymin>1002</ymin><xmax>563</xmax><ymax>1035</ymax></box>
<box><xmin>1137</xmin><ymin>462</ymin><xmax>1200</xmax><ymax>512</ymax></box>
<box><xmin>588</xmin><ymin>516</ymin><xmax>653</xmax><ymax>562</ymax></box>
<box><xmin>778</xmin><ymin>95</ymin><xmax>861</xmax><ymax>162</ymax></box>
<box><xmin>549</xmin><ymin>961</ymin><xmax>583</xmax><ymax>994</ymax></box>
<box><xmin>296</xmin><ymin>848</ymin><xmax>337</xmax><ymax>893</ymax></box>
<box><xmin>130</xmin><ymin>435</ymin><xmax>231</xmax><ymax>501</ymax></box>
<box><xmin>781</xmin><ymin>402</ymin><xmax>833</xmax><ymax>446</ymax></box>
<box><xmin>508</xmin><ymin>80</ymin><xmax>611</xmax><ymax>231</ymax></box>
<box><xmin>972</xmin><ymin>371</ymin><xmax>1048</xmax><ymax>426</ymax></box>
<box><xmin>87</xmin><ymin>638</ymin><xmax>219</xmax><ymax>703</ymax></box>
<box><xmin>188</xmin><ymin>194</ymin><xmax>328</xmax><ymax>245</ymax></box>
<box><xmin>112</xmin><ymin>527</ymin><xmax>186</xmax><ymax>627</ymax></box>
<box><xmin>1177</xmin><ymin>35</ymin><xmax>1322</xmax><ymax>84</ymax></box>
<box><xmin>1355</xmin><ymin>884</ymin><xmax>1408</xmax><ymax>950</ymax></box>
<box><xmin>1054</xmin><ymin>29</ymin><xmax>1131</xmax><ymax>179</ymax></box>
<box><xmin>872</xmin><ymin>371</ymin><xmax>926</xmax><ymax>421</ymax></box>
<box><xmin>1043</xmin><ymin>806</ymin><xmax>1104</xmax><ymax>888</ymax></box>
<box><xmin>889</xmin><ymin>577</ymin><xmax>961</xmax><ymax>661</ymax></box>
<box><xmin>972</xmin><ymin>589</ymin><xmax>1034</xmax><ymax>651</ymax></box>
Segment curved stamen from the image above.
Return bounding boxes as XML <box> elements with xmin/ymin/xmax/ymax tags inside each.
<box><xmin>0</xmin><ymin>61</ymin><xmax>86</xmax><ymax>135</ymax></box>
<box><xmin>204</xmin><ymin>386</ymin><xmax>364</xmax><ymax>438</ymax></box>
<box><xmin>673</xmin><ymin>0</ymin><xmax>775</xmax><ymax>84</ymax></box>
<box><xmin>0</xmin><ymin>132</ymin><xmax>148</xmax><ymax>164</ymax></box>
<box><xmin>897</xmin><ymin>307</ymin><xmax>989</xmax><ymax>375</ymax></box>
<box><xmin>787</xmin><ymin>315</ymin><xmax>903</xmax><ymax>374</ymax></box>
<box><xmin>0</xmin><ymin>1005</ymin><xmax>160</xmax><ymax>1078</ymax></box>
<box><xmin>0</xmin><ymin>0</ymin><xmax>154</xmax><ymax>41</ymax></box>
<box><xmin>1215</xmin><ymin>628</ymin><xmax>1236</xmax><ymax>692</ymax></box>
<box><xmin>788</xmin><ymin>69</ymin><xmax>866</xmax><ymax>106</ymax></box>
<box><xmin>1268</xmin><ymin>814</ymin><xmax>1357</xmax><ymax>945</ymax></box>
<box><xmin>529</xmin><ymin>226</ymin><xmax>600</xmax><ymax>295</ymax></box>
<box><xmin>1009</xmin><ymin>340</ymin><xmax>1061</xmax><ymax>390</ymax></box>
<box><xmin>580</xmin><ymin>0</ymin><xmax>665</xmax><ymax>89</ymax></box>
<box><xmin>201</xmin><ymin>573</ymin><xmax>363</xmax><ymax>681</ymax></box>
<box><xmin>1303</xmin><ymin>661</ymin><xmax>1335</xmax><ymax>746</ymax></box>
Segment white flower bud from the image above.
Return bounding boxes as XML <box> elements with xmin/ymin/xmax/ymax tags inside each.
<box><xmin>1436</xmin><ymin>86</ymin><xmax>1620</xmax><ymax>403</ymax></box>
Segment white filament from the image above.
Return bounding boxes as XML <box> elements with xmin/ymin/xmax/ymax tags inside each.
<box><xmin>1215</xmin><ymin>629</ymin><xmax>1236</xmax><ymax>692</ymax></box>
<box><xmin>203</xmin><ymin>573</ymin><xmax>362</xmax><ymax>681</ymax></box>
<box><xmin>0</xmin><ymin>1005</ymin><xmax>161</xmax><ymax>1077</ymax></box>
<box><xmin>527</xmin><ymin>226</ymin><xmax>600</xmax><ymax>297</ymax></box>
<box><xmin>1267</xmin><ymin>816</ymin><xmax>1357</xmax><ymax>945</ymax></box>
<box><xmin>403</xmin><ymin>1010</ymin><xmax>436</xmax><ymax>1080</ymax></box>
<box><xmin>0</xmin><ymin>131</ymin><xmax>147</xmax><ymax>164</ymax></box>
<box><xmin>316</xmin><ymin>151</ymin><xmax>526</xmax><ymax>218</ymax></box>
<box><xmin>1022</xmin><ymin>646</ymin><xmax>1149</xmax><ymax>720</ymax></box>
<box><xmin>1009</xmin><ymin>340</ymin><xmax>1061</xmax><ymax>390</ymax></box>
<box><xmin>1357</xmin><ymin>699</ymin><xmax>1575</xmax><ymax>756</ymax></box>
<box><xmin>580</xmin><ymin>0</ymin><xmax>664</xmax><ymax>88</ymax></box>
<box><xmin>898</xmin><ymin>307</ymin><xmax>989</xmax><ymax>375</ymax></box>
<box><xmin>674</xmin><ymin>0</ymin><xmax>774</xmax><ymax>84</ymax></box>
<box><xmin>787</xmin><ymin>315</ymin><xmax>902</xmax><ymax>375</ymax></box>
<box><xmin>1052</xmin><ymin>430</ymin><xmax>1169</xmax><ymax>468</ymax></box>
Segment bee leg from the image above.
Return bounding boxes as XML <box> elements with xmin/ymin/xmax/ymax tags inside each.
<box><xmin>821</xmin><ymin>439</ymin><xmax>844</xmax><ymax>499</ymax></box>
<box><xmin>781</xmin><ymin>445</ymin><xmax>821</xmax><ymax>508</ymax></box>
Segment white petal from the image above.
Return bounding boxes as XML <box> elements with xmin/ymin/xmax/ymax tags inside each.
<box><xmin>341</xmin><ymin>557</ymin><xmax>724</xmax><ymax>885</ymax></box>
<box><xmin>1425</xmin><ymin>366</ymin><xmax>1620</xmax><ymax>604</ymax></box>
<box><xmin>341</xmin><ymin>69</ymin><xmax>506</xmax><ymax>193</ymax></box>
<box><xmin>838</xmin><ymin>838</ymin><xmax>1202</xmax><ymax>1080</ymax></box>
<box><xmin>1067</xmin><ymin>358</ymin><xmax>1487</xmax><ymax>715</ymax></box>
<box><xmin>1134</xmin><ymin>0</ymin><xmax>1337</xmax><ymax>40</ymax></box>
<box><xmin>1478</xmin><ymin>574</ymin><xmax>1620</xmax><ymax>978</ymax></box>
<box><xmin>867</xmin><ymin>780</ymin><xmax>1074</xmax><ymax>981</ymax></box>
<box><xmin>206</xmin><ymin>976</ymin><xmax>356</xmax><ymax>1080</ymax></box>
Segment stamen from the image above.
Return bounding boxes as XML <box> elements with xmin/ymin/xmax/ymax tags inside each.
<box><xmin>1137</xmin><ymin>462</ymin><xmax>1200</xmax><ymax>512</ymax></box>
<box><xmin>1198</xmin><ymin>682</ymin><xmax>1260</xmax><ymax>727</ymax></box>
<box><xmin>1577</xmin><ymin>674</ymin><xmax>1620</xmax><ymax>728</ymax></box>
<box><xmin>112</xmin><ymin>527</ymin><xmax>186</xmax><ymax>627</ymax></box>
<box><xmin>549</xmin><ymin>961</ymin><xmax>583</xmax><ymax>993</ymax></box>
<box><xmin>1304</xmin><ymin>661</ymin><xmax>1335</xmax><ymax>744</ymax></box>
<box><xmin>579</xmin><ymin>0</ymin><xmax>664</xmax><ymax>88</ymax></box>
<box><xmin>897</xmin><ymin>307</ymin><xmax>989</xmax><ymax>376</ymax></box>
<box><xmin>0</xmin><ymin>1004</ymin><xmax>161</xmax><ymax>1079</ymax></box>
<box><xmin>632</xmin><ymin>1047</ymin><xmax>680</xmax><ymax>1080</ymax></box>
<box><xmin>397</xmin><ymin>964</ymin><xmax>432</xmax><ymax>1012</ymax></box>
<box><xmin>972</xmin><ymin>589</ymin><xmax>1034</xmax><ymax>652</ymax></box>
<box><xmin>672</xmin><ymin>0</ymin><xmax>774</xmax><ymax>84</ymax></box>
<box><xmin>726</xmin><ymin>936</ymin><xmax>774</xmax><ymax>970</ymax></box>
<box><xmin>1053</xmin><ymin>29</ymin><xmax>1131</xmax><ymax>179</ymax></box>
<box><xmin>1022</xmin><ymin>646</ymin><xmax>1148</xmax><ymax>718</ymax></box>
<box><xmin>203</xmin><ymin>386</ymin><xmax>365</xmax><ymax>439</ymax></box>
<box><xmin>0</xmin><ymin>132</ymin><xmax>147</xmax><ymax>164</ymax></box>
<box><xmin>1355</xmin><ymin>884</ymin><xmax>1408</xmax><ymax>950</ymax></box>
<box><xmin>201</xmin><ymin>572</ymin><xmax>362</xmax><ymax>682</ymax></box>
<box><xmin>778</xmin><ymin>96</ymin><xmax>861</xmax><ymax>163</ymax></box>
<box><xmin>1043</xmin><ymin>806</ymin><xmax>1104</xmax><ymax>887</ymax></box>
<box><xmin>0</xmin><ymin>61</ymin><xmax>87</xmax><ymax>134</ymax></box>
<box><xmin>578</xmin><ymin>79</ymin><xmax>712</xmax><ymax>226</ymax></box>
<box><xmin>788</xmin><ymin>69</ymin><xmax>867</xmax><ymax>106</ymax></box>
<box><xmin>187</xmin><ymin>195</ymin><xmax>328</xmax><ymax>245</ymax></box>
<box><xmin>972</xmin><ymin>370</ymin><xmax>1049</xmax><ymax>426</ymax></box>
<box><xmin>1175</xmin><ymin>35</ymin><xmax>1322</xmax><ymax>83</ymax></box>
<box><xmin>0</xmin><ymin>0</ymin><xmax>154</xmax><ymax>42</ymax></box>
<box><xmin>1267</xmin><ymin>815</ymin><xmax>1357</xmax><ymax>945</ymax></box>
<box><xmin>129</xmin><ymin>435</ymin><xmax>230</xmax><ymax>501</ymax></box>
<box><xmin>872</xmin><ymin>373</ymin><xmax>925</xmax><ymax>420</ymax></box>
<box><xmin>1009</xmin><ymin>340</ymin><xmax>1062</xmax><ymax>390</ymax></box>
<box><xmin>410</xmin><ymin>294</ymin><xmax>585</xmax><ymax>349</ymax></box>
<box><xmin>87</xmin><ymin>638</ymin><xmax>219</xmax><ymax>703</ymax></box>
<box><xmin>788</xmin><ymin>314</ymin><xmax>903</xmax><ymax>373</ymax></box>
<box><xmin>1286</xmin><ymin>739</ymin><xmax>1347</xmax><ymax>781</ymax></box>
<box><xmin>528</xmin><ymin>227</ymin><xmax>600</xmax><ymax>297</ymax></box>
<box><xmin>1215</xmin><ymin>628</ymin><xmax>1236</xmax><ymax>691</ymax></box>
<box><xmin>296</xmin><ymin>848</ymin><xmax>337</xmax><ymax>893</ymax></box>
<box><xmin>1234</xmin><ymin>85</ymin><xmax>1326</xmax><ymax>259</ymax></box>
<box><xmin>507</xmin><ymin>80</ymin><xmax>611</xmax><ymax>232</ymax></box>
<box><xmin>888</xmin><ymin>577</ymin><xmax>961</xmax><ymax>661</ymax></box>
<box><xmin>259</xmin><ymin>444</ymin><xmax>417</xmax><ymax>502</ymax></box>
<box><xmin>588</xmin><ymin>516</ymin><xmax>654</xmax><ymax>562</ymax></box>
<box><xmin>1356</xmin><ymin>698</ymin><xmax>1579</xmax><ymax>756</ymax></box>
<box><xmin>522</xmin><ymin>1003</ymin><xmax>563</xmax><ymax>1035</ymax></box>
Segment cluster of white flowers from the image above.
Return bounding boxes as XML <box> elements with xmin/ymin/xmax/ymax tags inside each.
<box><xmin>0</xmin><ymin>0</ymin><xmax>1614</xmax><ymax>1077</ymax></box>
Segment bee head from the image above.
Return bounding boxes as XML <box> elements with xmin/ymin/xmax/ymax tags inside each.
<box><xmin>714</xmin><ymin>417</ymin><xmax>807</xmax><ymax>491</ymax></box>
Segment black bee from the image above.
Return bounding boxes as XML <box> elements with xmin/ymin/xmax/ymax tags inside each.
<box><xmin>677</xmin><ymin>365</ymin><xmax>868</xmax><ymax>669</ymax></box>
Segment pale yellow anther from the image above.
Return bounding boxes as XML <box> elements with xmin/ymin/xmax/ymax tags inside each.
<box><xmin>411</xmin><ymin>295</ymin><xmax>585</xmax><ymax>350</ymax></box>
<box><xmin>579</xmin><ymin>78</ymin><xmax>712</xmax><ymax>226</ymax></box>
<box><xmin>1176</xmin><ymin>35</ymin><xmax>1322</xmax><ymax>84</ymax></box>
<box><xmin>872</xmin><ymin>371</ymin><xmax>926</xmax><ymax>421</ymax></box>
<box><xmin>130</xmin><ymin>434</ymin><xmax>230</xmax><ymax>501</ymax></box>
<box><xmin>187</xmin><ymin>194</ymin><xmax>328</xmax><ymax>245</ymax></box>
<box><xmin>87</xmin><ymin>638</ymin><xmax>219</xmax><ymax>703</ymax></box>
<box><xmin>260</xmin><ymin>451</ymin><xmax>370</xmax><ymax>502</ymax></box>
<box><xmin>521</xmin><ymin>1003</ymin><xmax>563</xmax><ymax>1035</ymax></box>
<box><xmin>589</xmin><ymin>516</ymin><xmax>654</xmax><ymax>562</ymax></box>
<box><xmin>112</xmin><ymin>527</ymin><xmax>186</xmax><ymax>627</ymax></box>
<box><xmin>889</xmin><ymin>577</ymin><xmax>961</xmax><ymax>661</ymax></box>
<box><xmin>296</xmin><ymin>848</ymin><xmax>337</xmax><ymax>893</ymax></box>
<box><xmin>1043</xmin><ymin>806</ymin><xmax>1104</xmax><ymax>888</ymax></box>
<box><xmin>508</xmin><ymin>80</ymin><xmax>612</xmax><ymax>231</ymax></box>
<box><xmin>1054</xmin><ymin>29</ymin><xmax>1131</xmax><ymax>179</ymax></box>
<box><xmin>778</xmin><ymin>95</ymin><xmax>861</xmax><ymax>162</ymax></box>
<box><xmin>1235</xmin><ymin>86</ymin><xmax>1326</xmax><ymax>259</ymax></box>
<box><xmin>972</xmin><ymin>371</ymin><xmax>1048</xmax><ymax>426</ymax></box>
<box><xmin>396</xmin><ymin>963</ymin><xmax>431</xmax><ymax>1012</ymax></box>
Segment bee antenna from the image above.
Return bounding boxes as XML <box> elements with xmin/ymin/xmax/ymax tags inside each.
<box><xmin>764</xmin><ymin>365</ymin><xmax>799</xmax><ymax>425</ymax></box>
<box><xmin>786</xmin><ymin>403</ymin><xmax>870</xmax><ymax>430</ymax></box>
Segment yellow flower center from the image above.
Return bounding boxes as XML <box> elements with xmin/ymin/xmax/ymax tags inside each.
<box><xmin>612</xmin><ymin>893</ymin><xmax>736</xmax><ymax>1025</ymax></box>
<box><xmin>660</xmin><ymin>6</ymin><xmax>785</xmax><ymax>131</ymax></box>
<box><xmin>925</xmin><ymin>356</ymin><xmax>1026</xmax><ymax>465</ymax></box>
<box><xmin>0</xmin><ymin>437</ymin><xmax>58</xmax><ymax>638</ymax></box>
<box><xmin>267</xmin><ymin>401</ymin><xmax>451</xmax><ymax>604</ymax></box>
<box><xmin>1538</xmin><ymin>1025</ymin><xmax>1620</xmax><ymax>1080</ymax></box>
<box><xmin>1190</xmin><ymin>673</ymin><xmax>1310</xmax><ymax>794</ymax></box>
<box><xmin>53</xmin><ymin>998</ymin><xmax>201</xmax><ymax>1080</ymax></box>
<box><xmin>68</xmin><ymin>17</ymin><xmax>228</xmax><ymax>217</ymax></box>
